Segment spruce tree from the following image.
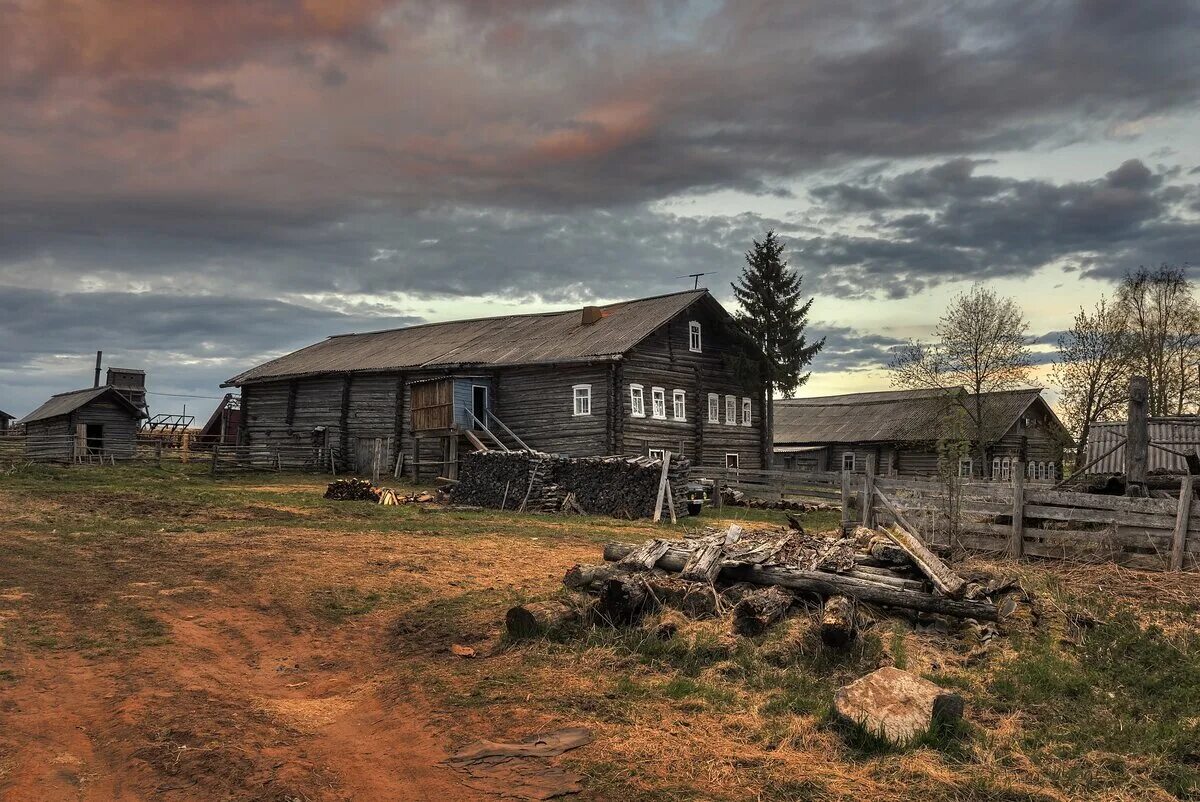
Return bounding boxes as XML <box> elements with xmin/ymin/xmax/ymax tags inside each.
<box><xmin>730</xmin><ymin>231</ymin><xmax>824</xmax><ymax>466</ymax></box>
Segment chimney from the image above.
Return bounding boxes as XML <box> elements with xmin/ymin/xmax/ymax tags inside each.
<box><xmin>581</xmin><ymin>306</ymin><xmax>603</xmax><ymax>326</ymax></box>
<box><xmin>94</xmin><ymin>351</ymin><xmax>103</xmax><ymax>387</ymax></box>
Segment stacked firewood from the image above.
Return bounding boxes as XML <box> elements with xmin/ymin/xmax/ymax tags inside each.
<box><xmin>324</xmin><ymin>478</ymin><xmax>380</xmax><ymax>501</ymax></box>
<box><xmin>452</xmin><ymin>451</ymin><xmax>691</xmax><ymax>519</ymax></box>
<box><xmin>721</xmin><ymin>488</ymin><xmax>836</xmax><ymax>512</ymax></box>
<box><xmin>506</xmin><ymin>523</ymin><xmax>1013</xmax><ymax>641</ymax></box>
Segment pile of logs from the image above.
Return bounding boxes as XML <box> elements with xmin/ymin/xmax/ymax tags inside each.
<box><xmin>324</xmin><ymin>478</ymin><xmax>380</xmax><ymax>501</ymax></box>
<box><xmin>720</xmin><ymin>488</ymin><xmax>835</xmax><ymax>512</ymax></box>
<box><xmin>452</xmin><ymin>451</ymin><xmax>690</xmax><ymax>519</ymax></box>
<box><xmin>507</xmin><ymin>522</ymin><xmax>1008</xmax><ymax>642</ymax></box>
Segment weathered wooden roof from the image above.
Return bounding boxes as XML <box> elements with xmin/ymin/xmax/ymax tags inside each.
<box><xmin>225</xmin><ymin>289</ymin><xmax>715</xmax><ymax>386</ymax></box>
<box><xmin>774</xmin><ymin>387</ymin><xmax>1060</xmax><ymax>445</ymax></box>
<box><xmin>19</xmin><ymin>386</ymin><xmax>146</xmax><ymax>425</ymax></box>
<box><xmin>0</xmin><ymin>409</ymin><xmax>13</xmax><ymax>421</ymax></box>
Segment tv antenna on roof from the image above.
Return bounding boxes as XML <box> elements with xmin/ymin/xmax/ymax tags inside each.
<box><xmin>675</xmin><ymin>271</ymin><xmax>716</xmax><ymax>290</ymax></box>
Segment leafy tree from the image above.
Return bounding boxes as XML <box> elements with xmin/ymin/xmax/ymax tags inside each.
<box><xmin>730</xmin><ymin>231</ymin><xmax>824</xmax><ymax>466</ymax></box>
<box><xmin>1051</xmin><ymin>297</ymin><xmax>1132</xmax><ymax>466</ymax></box>
<box><xmin>890</xmin><ymin>285</ymin><xmax>1032</xmax><ymax>470</ymax></box>
<box><xmin>1117</xmin><ymin>265</ymin><xmax>1200</xmax><ymax>416</ymax></box>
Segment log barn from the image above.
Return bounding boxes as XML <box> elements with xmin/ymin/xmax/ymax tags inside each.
<box><xmin>773</xmin><ymin>388</ymin><xmax>1071</xmax><ymax>480</ymax></box>
<box><xmin>18</xmin><ymin>386</ymin><xmax>147</xmax><ymax>462</ymax></box>
<box><xmin>0</xmin><ymin>409</ymin><xmax>13</xmax><ymax>434</ymax></box>
<box><xmin>222</xmin><ymin>290</ymin><xmax>767</xmax><ymax>477</ymax></box>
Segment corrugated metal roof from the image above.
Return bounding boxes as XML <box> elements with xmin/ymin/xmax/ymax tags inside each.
<box><xmin>1084</xmin><ymin>418</ymin><xmax>1200</xmax><ymax>474</ymax></box>
<box><xmin>224</xmin><ymin>289</ymin><xmax>712</xmax><ymax>386</ymax></box>
<box><xmin>774</xmin><ymin>387</ymin><xmax>1054</xmax><ymax>445</ymax></box>
<box><xmin>19</xmin><ymin>386</ymin><xmax>146</xmax><ymax>425</ymax></box>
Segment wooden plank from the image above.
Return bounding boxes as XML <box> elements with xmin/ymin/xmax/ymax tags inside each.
<box><xmin>863</xmin><ymin>463</ymin><xmax>876</xmax><ymax>529</ymax></box>
<box><xmin>1126</xmin><ymin>376</ymin><xmax>1149</xmax><ymax>495</ymax></box>
<box><xmin>1021</xmin><ymin>503</ymin><xmax>1175</xmax><ymax>529</ymax></box>
<box><xmin>1010</xmin><ymin>461</ymin><xmax>1025</xmax><ymax>558</ymax></box>
<box><xmin>1170</xmin><ymin>474</ymin><xmax>1194</xmax><ymax>572</ymax></box>
<box><xmin>1025</xmin><ymin>489</ymin><xmax>1178</xmax><ymax>515</ymax></box>
<box><xmin>652</xmin><ymin>451</ymin><xmax>672</xmax><ymax>523</ymax></box>
<box><xmin>874</xmin><ymin>488</ymin><xmax>968</xmax><ymax>598</ymax></box>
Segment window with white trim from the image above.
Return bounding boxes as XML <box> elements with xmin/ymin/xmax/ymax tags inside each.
<box><xmin>992</xmin><ymin>457</ymin><xmax>1001</xmax><ymax>479</ymax></box>
<box><xmin>651</xmin><ymin>387</ymin><xmax>667</xmax><ymax>419</ymax></box>
<box><xmin>741</xmin><ymin>397</ymin><xmax>752</xmax><ymax>426</ymax></box>
<box><xmin>958</xmin><ymin>458</ymin><xmax>973</xmax><ymax>478</ymax></box>
<box><xmin>649</xmin><ymin>448</ymin><xmax>665</xmax><ymax>461</ymax></box>
<box><xmin>1027</xmin><ymin>461</ymin><xmax>1036</xmax><ymax>479</ymax></box>
<box><xmin>629</xmin><ymin>384</ymin><xmax>645</xmax><ymax>417</ymax></box>
<box><xmin>573</xmin><ymin>384</ymin><xmax>591</xmax><ymax>416</ymax></box>
<box><xmin>1001</xmin><ymin>457</ymin><xmax>1011</xmax><ymax>481</ymax></box>
<box><xmin>726</xmin><ymin>452</ymin><xmax>740</xmax><ymax>469</ymax></box>
<box><xmin>725</xmin><ymin>395</ymin><xmax>736</xmax><ymax>425</ymax></box>
<box><xmin>688</xmin><ymin>321</ymin><xmax>702</xmax><ymax>352</ymax></box>
<box><xmin>1035</xmin><ymin>461</ymin><xmax>1045</xmax><ymax>480</ymax></box>
<box><xmin>1047</xmin><ymin>462</ymin><xmax>1055</xmax><ymax>480</ymax></box>
<box><xmin>842</xmin><ymin>452</ymin><xmax>856</xmax><ymax>472</ymax></box>
<box><xmin>672</xmin><ymin>390</ymin><xmax>686</xmax><ymax>421</ymax></box>
<box><xmin>707</xmin><ymin>393</ymin><xmax>719</xmax><ymax>423</ymax></box>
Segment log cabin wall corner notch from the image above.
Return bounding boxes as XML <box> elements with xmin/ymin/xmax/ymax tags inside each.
<box><xmin>222</xmin><ymin>289</ymin><xmax>767</xmax><ymax>478</ymax></box>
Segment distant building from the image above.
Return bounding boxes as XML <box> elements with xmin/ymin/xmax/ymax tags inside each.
<box><xmin>197</xmin><ymin>393</ymin><xmax>242</xmax><ymax>447</ymax></box>
<box><xmin>0</xmin><ymin>409</ymin><xmax>13</xmax><ymax>434</ymax></box>
<box><xmin>19</xmin><ymin>386</ymin><xmax>147</xmax><ymax>462</ymax></box>
<box><xmin>773</xmin><ymin>387</ymin><xmax>1071</xmax><ymax>480</ymax></box>
<box><xmin>1083</xmin><ymin>417</ymin><xmax>1200</xmax><ymax>475</ymax></box>
<box><xmin>223</xmin><ymin>290</ymin><xmax>767</xmax><ymax>476</ymax></box>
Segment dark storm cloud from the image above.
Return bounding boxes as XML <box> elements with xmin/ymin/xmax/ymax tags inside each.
<box><xmin>798</xmin><ymin>159</ymin><xmax>1200</xmax><ymax>298</ymax></box>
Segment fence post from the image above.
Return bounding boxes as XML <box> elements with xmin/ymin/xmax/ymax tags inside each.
<box><xmin>840</xmin><ymin>470</ymin><xmax>851</xmax><ymax>534</ymax></box>
<box><xmin>1009</xmin><ymin>459</ymin><xmax>1025</xmax><ymax>558</ymax></box>
<box><xmin>180</xmin><ymin>431</ymin><xmax>190</xmax><ymax>464</ymax></box>
<box><xmin>713</xmin><ymin>468</ymin><xmax>724</xmax><ymax>509</ymax></box>
<box><xmin>862</xmin><ymin>463</ymin><xmax>876</xmax><ymax>529</ymax></box>
<box><xmin>155</xmin><ymin>439</ymin><xmax>163</xmax><ymax>468</ymax></box>
<box><xmin>210</xmin><ymin>444</ymin><xmax>220</xmax><ymax>475</ymax></box>
<box><xmin>1170</xmin><ymin>473</ymin><xmax>1194</xmax><ymax>572</ymax></box>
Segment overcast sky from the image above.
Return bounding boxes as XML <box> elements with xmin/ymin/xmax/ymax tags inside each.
<box><xmin>3</xmin><ymin>0</ymin><xmax>1200</xmax><ymax>419</ymax></box>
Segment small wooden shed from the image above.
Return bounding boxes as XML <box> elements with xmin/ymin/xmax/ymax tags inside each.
<box><xmin>19</xmin><ymin>386</ymin><xmax>146</xmax><ymax>462</ymax></box>
<box><xmin>0</xmin><ymin>409</ymin><xmax>13</xmax><ymax>434</ymax></box>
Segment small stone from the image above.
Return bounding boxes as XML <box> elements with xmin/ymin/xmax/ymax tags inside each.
<box><xmin>834</xmin><ymin>667</ymin><xmax>964</xmax><ymax>745</ymax></box>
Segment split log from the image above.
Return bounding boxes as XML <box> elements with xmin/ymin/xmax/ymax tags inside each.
<box><xmin>618</xmin><ymin>539</ymin><xmax>673</xmax><ymax>571</ymax></box>
<box><xmin>732</xmin><ymin>586</ymin><xmax>793</xmax><ymax>636</ymax></box>
<box><xmin>680</xmin><ymin>542</ymin><xmax>724</xmax><ymax>583</ymax></box>
<box><xmin>597</xmin><ymin>576</ymin><xmax>655</xmax><ymax>625</ymax></box>
<box><xmin>880</xmin><ymin>523</ymin><xmax>967</xmax><ymax>599</ymax></box>
<box><xmin>602</xmin><ymin>542</ymin><xmax>998</xmax><ymax>621</ymax></box>
<box><xmin>505</xmin><ymin>600</ymin><xmax>578</xmax><ymax>638</ymax></box>
<box><xmin>563</xmin><ymin>563</ymin><xmax>621</xmax><ymax>590</ymax></box>
<box><xmin>820</xmin><ymin>596</ymin><xmax>858</xmax><ymax>647</ymax></box>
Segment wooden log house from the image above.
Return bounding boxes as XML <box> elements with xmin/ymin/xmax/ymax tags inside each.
<box><xmin>773</xmin><ymin>388</ymin><xmax>1071</xmax><ymax>480</ymax></box>
<box><xmin>18</xmin><ymin>386</ymin><xmax>147</xmax><ymax>462</ymax></box>
<box><xmin>223</xmin><ymin>290</ymin><xmax>767</xmax><ymax>477</ymax></box>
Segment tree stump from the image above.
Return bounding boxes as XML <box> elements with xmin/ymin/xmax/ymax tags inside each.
<box><xmin>505</xmin><ymin>600</ymin><xmax>578</xmax><ymax>638</ymax></box>
<box><xmin>597</xmin><ymin>576</ymin><xmax>654</xmax><ymax>625</ymax></box>
<box><xmin>820</xmin><ymin>595</ymin><xmax>858</xmax><ymax>647</ymax></box>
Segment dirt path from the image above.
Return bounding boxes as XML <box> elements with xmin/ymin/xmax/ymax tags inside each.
<box><xmin>0</xmin><ymin>601</ymin><xmax>486</xmax><ymax>801</ymax></box>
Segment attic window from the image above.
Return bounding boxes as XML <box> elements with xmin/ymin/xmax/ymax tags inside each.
<box><xmin>688</xmin><ymin>321</ymin><xmax>702</xmax><ymax>352</ymax></box>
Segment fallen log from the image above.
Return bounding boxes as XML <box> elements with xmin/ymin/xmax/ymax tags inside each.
<box><xmin>597</xmin><ymin>576</ymin><xmax>655</xmax><ymax>625</ymax></box>
<box><xmin>563</xmin><ymin>563</ymin><xmax>621</xmax><ymax>590</ymax></box>
<box><xmin>680</xmin><ymin>542</ymin><xmax>724</xmax><ymax>583</ymax></box>
<box><xmin>821</xmin><ymin>595</ymin><xmax>858</xmax><ymax>647</ymax></box>
<box><xmin>505</xmin><ymin>600</ymin><xmax>578</xmax><ymax>638</ymax></box>
<box><xmin>733</xmin><ymin>586</ymin><xmax>793</xmax><ymax>636</ymax></box>
<box><xmin>602</xmin><ymin>542</ymin><xmax>998</xmax><ymax>621</ymax></box>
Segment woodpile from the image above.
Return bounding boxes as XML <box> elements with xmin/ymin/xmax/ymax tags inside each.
<box><xmin>452</xmin><ymin>451</ymin><xmax>691</xmax><ymax>519</ymax></box>
<box><xmin>324</xmin><ymin>478</ymin><xmax>437</xmax><ymax>505</ymax></box>
<box><xmin>720</xmin><ymin>488</ymin><xmax>835</xmax><ymax>512</ymax></box>
<box><xmin>517</xmin><ymin>522</ymin><xmax>1013</xmax><ymax>643</ymax></box>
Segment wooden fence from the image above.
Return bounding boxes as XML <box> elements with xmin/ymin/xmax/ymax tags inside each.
<box><xmin>845</xmin><ymin>470</ymin><xmax>1198</xmax><ymax>572</ymax></box>
<box><xmin>698</xmin><ymin>466</ymin><xmax>842</xmax><ymax>504</ymax></box>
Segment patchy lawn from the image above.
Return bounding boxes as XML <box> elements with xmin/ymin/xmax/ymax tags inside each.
<box><xmin>0</xmin><ymin>464</ymin><xmax>1196</xmax><ymax>801</ymax></box>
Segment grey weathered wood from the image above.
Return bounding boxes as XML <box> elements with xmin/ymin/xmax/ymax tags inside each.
<box><xmin>1009</xmin><ymin>459</ymin><xmax>1025</xmax><ymax>559</ymax></box>
<box><xmin>1126</xmin><ymin>376</ymin><xmax>1149</xmax><ymax>496</ymax></box>
<box><xmin>1171</xmin><ymin>473</ymin><xmax>1194</xmax><ymax>572</ymax></box>
<box><xmin>732</xmin><ymin>586</ymin><xmax>793</xmax><ymax>636</ymax></box>
<box><xmin>601</xmin><ymin>542</ymin><xmax>998</xmax><ymax>620</ymax></box>
<box><xmin>653</xmin><ymin>451</ymin><xmax>672</xmax><ymax>523</ymax></box>
<box><xmin>680</xmin><ymin>542</ymin><xmax>724</xmax><ymax>583</ymax></box>
<box><xmin>863</xmin><ymin>463</ymin><xmax>876</xmax><ymax>529</ymax></box>
<box><xmin>840</xmin><ymin>470</ymin><xmax>852</xmax><ymax>533</ymax></box>
<box><xmin>873</xmin><ymin>488</ymin><xmax>967</xmax><ymax>598</ymax></box>
<box><xmin>820</xmin><ymin>595</ymin><xmax>857</xmax><ymax>647</ymax></box>
<box><xmin>505</xmin><ymin>600</ymin><xmax>578</xmax><ymax>638</ymax></box>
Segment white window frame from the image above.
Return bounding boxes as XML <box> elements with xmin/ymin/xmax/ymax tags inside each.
<box><xmin>651</xmin><ymin>387</ymin><xmax>667</xmax><ymax>419</ymax></box>
<box><xmin>992</xmin><ymin>457</ymin><xmax>1001</xmax><ymax>480</ymax></box>
<box><xmin>629</xmin><ymin>384</ymin><xmax>645</xmax><ymax>418</ymax></box>
<box><xmin>1027</xmin><ymin>461</ymin><xmax>1036</xmax><ymax>479</ymax></box>
<box><xmin>572</xmin><ymin>384</ymin><xmax>591</xmax><ymax>416</ymax></box>
<box><xmin>672</xmin><ymin>389</ymin><xmax>686</xmax><ymax>421</ymax></box>
<box><xmin>842</xmin><ymin>452</ymin><xmax>856</xmax><ymax>472</ymax></box>
<box><xmin>1001</xmin><ymin>457</ymin><xmax>1011</xmax><ymax>481</ymax></box>
<box><xmin>688</xmin><ymin>321</ymin><xmax>702</xmax><ymax>353</ymax></box>
<box><xmin>707</xmin><ymin>393</ymin><xmax>719</xmax><ymax>423</ymax></box>
<box><xmin>958</xmin><ymin>457</ymin><xmax>972</xmax><ymax>479</ymax></box>
<box><xmin>1047</xmin><ymin>462</ymin><xmax>1055</xmax><ymax>481</ymax></box>
<box><xmin>725</xmin><ymin>395</ymin><xmax>736</xmax><ymax>425</ymax></box>
<box><xmin>725</xmin><ymin>452</ymin><xmax>740</xmax><ymax>470</ymax></box>
<box><xmin>741</xmin><ymin>397</ymin><xmax>752</xmax><ymax>427</ymax></box>
<box><xmin>1035</xmin><ymin>461</ymin><xmax>1045</xmax><ymax>480</ymax></box>
<box><xmin>648</xmin><ymin>447</ymin><xmax>666</xmax><ymax>461</ymax></box>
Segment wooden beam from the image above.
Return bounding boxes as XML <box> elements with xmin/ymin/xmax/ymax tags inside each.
<box><xmin>873</xmin><ymin>488</ymin><xmax>968</xmax><ymax>598</ymax></box>
<box><xmin>1171</xmin><ymin>473</ymin><xmax>1194</xmax><ymax>572</ymax></box>
<box><xmin>1010</xmin><ymin>458</ymin><xmax>1025</xmax><ymax>559</ymax></box>
<box><xmin>1126</xmin><ymin>375</ymin><xmax>1149</xmax><ymax>497</ymax></box>
<box><xmin>653</xmin><ymin>451</ymin><xmax>672</xmax><ymax>523</ymax></box>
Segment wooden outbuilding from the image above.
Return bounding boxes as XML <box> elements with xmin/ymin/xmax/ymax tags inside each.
<box><xmin>18</xmin><ymin>386</ymin><xmax>147</xmax><ymax>462</ymax></box>
<box><xmin>0</xmin><ymin>409</ymin><xmax>13</xmax><ymax>434</ymax></box>
<box><xmin>223</xmin><ymin>290</ymin><xmax>767</xmax><ymax>477</ymax></box>
<box><xmin>773</xmin><ymin>387</ymin><xmax>1071</xmax><ymax>480</ymax></box>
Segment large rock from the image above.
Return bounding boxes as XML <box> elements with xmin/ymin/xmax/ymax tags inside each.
<box><xmin>833</xmin><ymin>667</ymin><xmax>964</xmax><ymax>745</ymax></box>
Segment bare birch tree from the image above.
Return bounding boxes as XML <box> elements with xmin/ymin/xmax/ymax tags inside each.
<box><xmin>1117</xmin><ymin>265</ymin><xmax>1200</xmax><ymax>416</ymax></box>
<box><xmin>890</xmin><ymin>285</ymin><xmax>1032</xmax><ymax>471</ymax></box>
<box><xmin>1051</xmin><ymin>297</ymin><xmax>1132</xmax><ymax>466</ymax></box>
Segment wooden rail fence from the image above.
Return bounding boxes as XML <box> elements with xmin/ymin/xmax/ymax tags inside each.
<box><xmin>699</xmin><ymin>466</ymin><xmax>842</xmax><ymax>505</ymax></box>
<box><xmin>844</xmin><ymin>470</ymin><xmax>1198</xmax><ymax>572</ymax></box>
